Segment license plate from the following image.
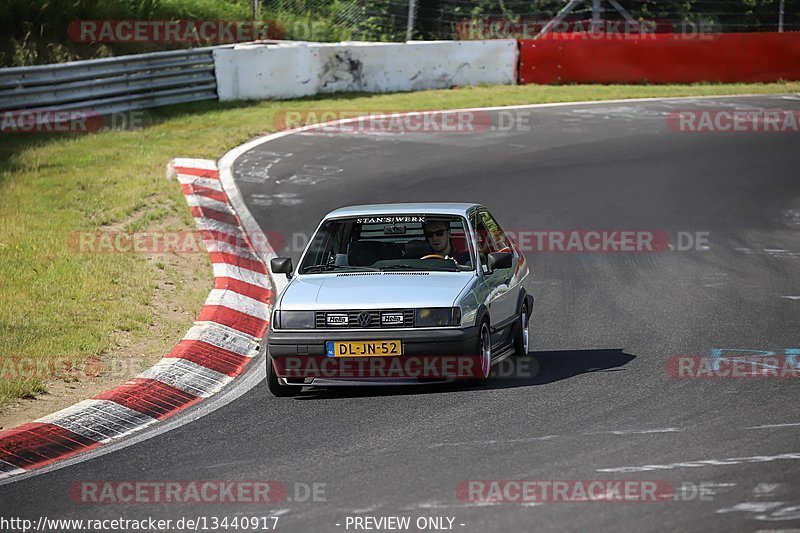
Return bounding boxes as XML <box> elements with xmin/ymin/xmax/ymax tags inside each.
<box><xmin>326</xmin><ymin>340</ymin><xmax>402</xmax><ymax>357</ymax></box>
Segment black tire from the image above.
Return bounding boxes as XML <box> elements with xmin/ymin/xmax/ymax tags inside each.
<box><xmin>266</xmin><ymin>355</ymin><xmax>295</xmax><ymax>397</ymax></box>
<box><xmin>513</xmin><ymin>302</ymin><xmax>530</xmax><ymax>357</ymax></box>
<box><xmin>470</xmin><ymin>320</ymin><xmax>492</xmax><ymax>384</ymax></box>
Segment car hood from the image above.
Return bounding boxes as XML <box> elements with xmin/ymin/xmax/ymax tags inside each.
<box><xmin>278</xmin><ymin>271</ymin><xmax>475</xmax><ymax>310</ymax></box>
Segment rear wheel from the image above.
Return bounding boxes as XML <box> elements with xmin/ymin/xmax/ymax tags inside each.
<box><xmin>267</xmin><ymin>355</ymin><xmax>295</xmax><ymax>397</ymax></box>
<box><xmin>513</xmin><ymin>303</ymin><xmax>530</xmax><ymax>356</ymax></box>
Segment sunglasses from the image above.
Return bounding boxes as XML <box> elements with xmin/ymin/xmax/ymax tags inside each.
<box><xmin>424</xmin><ymin>229</ymin><xmax>448</xmax><ymax>238</ymax></box>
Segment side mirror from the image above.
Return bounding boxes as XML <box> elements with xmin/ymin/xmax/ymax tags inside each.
<box><xmin>270</xmin><ymin>257</ymin><xmax>293</xmax><ymax>279</ymax></box>
<box><xmin>487</xmin><ymin>251</ymin><xmax>512</xmax><ymax>272</ymax></box>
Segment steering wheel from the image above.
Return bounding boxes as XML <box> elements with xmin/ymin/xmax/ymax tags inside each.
<box><xmin>420</xmin><ymin>254</ymin><xmax>447</xmax><ymax>260</ymax></box>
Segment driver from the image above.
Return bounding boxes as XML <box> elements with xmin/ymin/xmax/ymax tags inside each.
<box><xmin>423</xmin><ymin>219</ymin><xmax>470</xmax><ymax>265</ymax></box>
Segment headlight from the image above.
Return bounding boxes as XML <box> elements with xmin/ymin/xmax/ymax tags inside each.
<box><xmin>274</xmin><ymin>310</ymin><xmax>315</xmax><ymax>329</ymax></box>
<box><xmin>415</xmin><ymin>307</ymin><xmax>461</xmax><ymax>327</ymax></box>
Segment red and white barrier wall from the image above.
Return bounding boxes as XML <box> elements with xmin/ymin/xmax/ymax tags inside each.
<box><xmin>519</xmin><ymin>33</ymin><xmax>800</xmax><ymax>84</ymax></box>
<box><xmin>212</xmin><ymin>33</ymin><xmax>800</xmax><ymax>100</ymax></box>
<box><xmin>0</xmin><ymin>159</ymin><xmax>272</xmax><ymax>480</ymax></box>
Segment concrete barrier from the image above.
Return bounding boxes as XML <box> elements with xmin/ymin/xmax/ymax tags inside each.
<box><xmin>213</xmin><ymin>43</ymin><xmax>320</xmax><ymax>100</ymax></box>
<box><xmin>214</xmin><ymin>40</ymin><xmax>517</xmax><ymax>101</ymax></box>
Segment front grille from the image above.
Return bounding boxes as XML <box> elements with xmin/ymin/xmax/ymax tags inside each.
<box><xmin>315</xmin><ymin>309</ymin><xmax>415</xmax><ymax>329</ymax></box>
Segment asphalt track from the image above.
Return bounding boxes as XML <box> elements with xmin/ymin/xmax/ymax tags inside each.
<box><xmin>2</xmin><ymin>95</ymin><xmax>800</xmax><ymax>532</ymax></box>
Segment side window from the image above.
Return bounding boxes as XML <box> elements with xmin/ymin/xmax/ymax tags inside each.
<box><xmin>479</xmin><ymin>211</ymin><xmax>512</xmax><ymax>253</ymax></box>
<box><xmin>472</xmin><ymin>211</ymin><xmax>497</xmax><ymax>270</ymax></box>
<box><xmin>301</xmin><ymin>220</ymin><xmax>347</xmax><ymax>270</ymax></box>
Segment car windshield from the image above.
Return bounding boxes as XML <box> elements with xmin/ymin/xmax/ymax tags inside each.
<box><xmin>299</xmin><ymin>214</ymin><xmax>475</xmax><ymax>274</ymax></box>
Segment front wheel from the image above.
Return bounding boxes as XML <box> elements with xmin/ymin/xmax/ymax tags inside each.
<box><xmin>267</xmin><ymin>355</ymin><xmax>295</xmax><ymax>397</ymax></box>
<box><xmin>471</xmin><ymin>321</ymin><xmax>492</xmax><ymax>384</ymax></box>
<box><xmin>513</xmin><ymin>304</ymin><xmax>530</xmax><ymax>356</ymax></box>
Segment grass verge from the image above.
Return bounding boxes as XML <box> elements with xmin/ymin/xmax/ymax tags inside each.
<box><xmin>1</xmin><ymin>81</ymin><xmax>798</xmax><ymax>412</ymax></box>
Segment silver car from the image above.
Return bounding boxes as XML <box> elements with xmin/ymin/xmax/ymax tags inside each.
<box><xmin>265</xmin><ymin>203</ymin><xmax>532</xmax><ymax>396</ymax></box>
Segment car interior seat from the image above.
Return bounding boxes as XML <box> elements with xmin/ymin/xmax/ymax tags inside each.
<box><xmin>403</xmin><ymin>239</ymin><xmax>432</xmax><ymax>259</ymax></box>
<box><xmin>347</xmin><ymin>240</ymin><xmax>383</xmax><ymax>266</ymax></box>
<box><xmin>381</xmin><ymin>242</ymin><xmax>403</xmax><ymax>260</ymax></box>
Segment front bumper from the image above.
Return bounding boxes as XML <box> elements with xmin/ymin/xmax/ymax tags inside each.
<box><xmin>267</xmin><ymin>326</ymin><xmax>480</xmax><ymax>357</ymax></box>
<box><xmin>267</xmin><ymin>326</ymin><xmax>482</xmax><ymax>383</ymax></box>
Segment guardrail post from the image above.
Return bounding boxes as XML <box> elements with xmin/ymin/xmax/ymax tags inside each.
<box><xmin>406</xmin><ymin>0</ymin><xmax>418</xmax><ymax>41</ymax></box>
<box><xmin>592</xmin><ymin>0</ymin><xmax>602</xmax><ymax>29</ymax></box>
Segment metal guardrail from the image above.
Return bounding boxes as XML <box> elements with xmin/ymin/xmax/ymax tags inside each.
<box><xmin>0</xmin><ymin>47</ymin><xmax>220</xmax><ymax>115</ymax></box>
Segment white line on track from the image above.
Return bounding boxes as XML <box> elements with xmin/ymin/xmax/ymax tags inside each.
<box><xmin>427</xmin><ymin>435</ymin><xmax>558</xmax><ymax>448</ymax></box>
<box><xmin>602</xmin><ymin>427</ymin><xmax>684</xmax><ymax>435</ymax></box>
<box><xmin>598</xmin><ymin>453</ymin><xmax>800</xmax><ymax>473</ymax></box>
<box><xmin>745</xmin><ymin>422</ymin><xmax>800</xmax><ymax>430</ymax></box>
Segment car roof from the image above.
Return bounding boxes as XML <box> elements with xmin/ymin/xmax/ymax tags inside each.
<box><xmin>324</xmin><ymin>203</ymin><xmax>483</xmax><ymax>219</ymax></box>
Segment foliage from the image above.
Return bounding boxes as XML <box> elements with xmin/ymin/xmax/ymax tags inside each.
<box><xmin>0</xmin><ymin>0</ymin><xmax>798</xmax><ymax>65</ymax></box>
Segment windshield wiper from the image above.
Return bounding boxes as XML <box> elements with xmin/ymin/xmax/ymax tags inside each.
<box><xmin>302</xmin><ymin>264</ymin><xmax>381</xmax><ymax>273</ymax></box>
<box><xmin>379</xmin><ymin>264</ymin><xmax>458</xmax><ymax>272</ymax></box>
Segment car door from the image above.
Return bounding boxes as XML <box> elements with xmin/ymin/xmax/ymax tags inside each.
<box><xmin>473</xmin><ymin>210</ymin><xmax>517</xmax><ymax>341</ymax></box>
